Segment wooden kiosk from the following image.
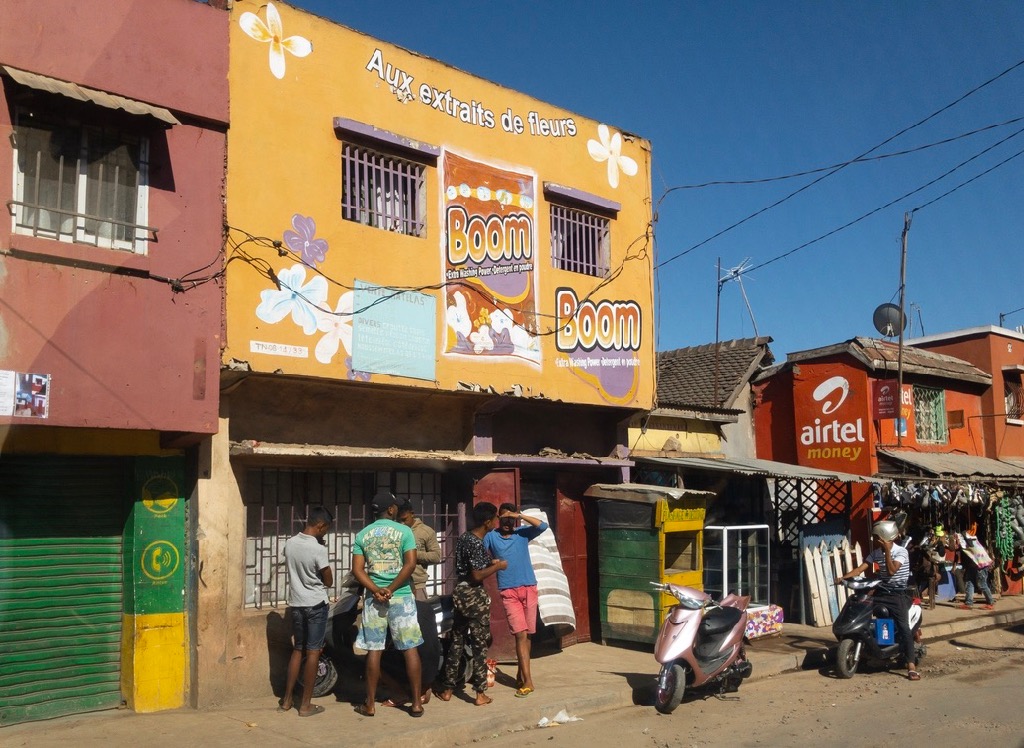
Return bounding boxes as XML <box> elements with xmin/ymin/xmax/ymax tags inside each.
<box><xmin>586</xmin><ymin>483</ymin><xmax>713</xmax><ymax>644</ymax></box>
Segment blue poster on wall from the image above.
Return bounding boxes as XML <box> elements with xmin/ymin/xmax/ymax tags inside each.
<box><xmin>352</xmin><ymin>280</ymin><xmax>436</xmax><ymax>381</ymax></box>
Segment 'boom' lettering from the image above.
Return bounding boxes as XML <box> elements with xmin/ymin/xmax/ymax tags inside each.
<box><xmin>555</xmin><ymin>288</ymin><xmax>641</xmax><ymax>352</ymax></box>
<box><xmin>447</xmin><ymin>206</ymin><xmax>532</xmax><ymax>265</ymax></box>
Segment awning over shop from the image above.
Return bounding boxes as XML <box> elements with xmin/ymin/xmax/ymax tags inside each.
<box><xmin>228</xmin><ymin>440</ymin><xmax>633</xmax><ymax>468</ymax></box>
<box><xmin>583</xmin><ymin>482</ymin><xmax>714</xmax><ymax>504</ymax></box>
<box><xmin>877</xmin><ymin>449</ymin><xmax>1024</xmax><ymax>479</ymax></box>
<box><xmin>1</xmin><ymin>65</ymin><xmax>180</xmax><ymax>125</ymax></box>
<box><xmin>637</xmin><ymin>455</ymin><xmax>881</xmax><ymax>483</ymax></box>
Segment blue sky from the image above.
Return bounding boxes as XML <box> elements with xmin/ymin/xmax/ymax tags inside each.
<box><xmin>291</xmin><ymin>1</ymin><xmax>1024</xmax><ymax>360</ymax></box>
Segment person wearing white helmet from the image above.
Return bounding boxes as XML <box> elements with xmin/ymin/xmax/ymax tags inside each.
<box><xmin>837</xmin><ymin>519</ymin><xmax>920</xmax><ymax>680</ymax></box>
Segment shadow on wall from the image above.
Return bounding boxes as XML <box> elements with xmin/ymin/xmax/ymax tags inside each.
<box><xmin>266</xmin><ymin>610</ymin><xmax>293</xmax><ymax>697</ymax></box>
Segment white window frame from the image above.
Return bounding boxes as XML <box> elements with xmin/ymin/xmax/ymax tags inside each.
<box><xmin>11</xmin><ymin>108</ymin><xmax>151</xmax><ymax>254</ymax></box>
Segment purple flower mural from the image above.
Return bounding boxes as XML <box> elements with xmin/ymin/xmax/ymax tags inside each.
<box><xmin>284</xmin><ymin>214</ymin><xmax>329</xmax><ymax>268</ymax></box>
<box><xmin>344</xmin><ymin>357</ymin><xmax>372</xmax><ymax>382</ymax></box>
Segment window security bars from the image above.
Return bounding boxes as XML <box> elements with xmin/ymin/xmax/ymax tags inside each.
<box><xmin>1006</xmin><ymin>380</ymin><xmax>1023</xmax><ymax>421</ymax></box>
<box><xmin>550</xmin><ymin>204</ymin><xmax>609</xmax><ymax>277</ymax></box>
<box><xmin>243</xmin><ymin>468</ymin><xmax>461</xmax><ymax>609</ymax></box>
<box><xmin>11</xmin><ymin>115</ymin><xmax>153</xmax><ymax>252</ymax></box>
<box><xmin>913</xmin><ymin>385</ymin><xmax>948</xmax><ymax>444</ymax></box>
<box><xmin>341</xmin><ymin>143</ymin><xmax>425</xmax><ymax>237</ymax></box>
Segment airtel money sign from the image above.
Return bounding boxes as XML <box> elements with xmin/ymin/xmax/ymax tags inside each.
<box><xmin>795</xmin><ymin>373</ymin><xmax>868</xmax><ymax>469</ymax></box>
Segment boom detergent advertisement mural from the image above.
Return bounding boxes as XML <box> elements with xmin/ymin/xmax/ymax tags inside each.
<box><xmin>443</xmin><ymin>151</ymin><xmax>541</xmax><ymax>365</ymax></box>
<box><xmin>793</xmin><ymin>365</ymin><xmax>871</xmax><ymax>475</ymax></box>
<box><xmin>555</xmin><ymin>288</ymin><xmax>643</xmax><ymax>405</ymax></box>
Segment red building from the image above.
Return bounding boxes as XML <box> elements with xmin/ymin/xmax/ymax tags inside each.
<box><xmin>908</xmin><ymin>326</ymin><xmax>1024</xmax><ymax>463</ymax></box>
<box><xmin>753</xmin><ymin>337</ymin><xmax>1010</xmax><ymax>546</ymax></box>
<box><xmin>0</xmin><ymin>0</ymin><xmax>228</xmax><ymax>723</ymax></box>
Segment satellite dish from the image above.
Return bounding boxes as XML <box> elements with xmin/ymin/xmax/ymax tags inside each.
<box><xmin>872</xmin><ymin>303</ymin><xmax>907</xmax><ymax>338</ymax></box>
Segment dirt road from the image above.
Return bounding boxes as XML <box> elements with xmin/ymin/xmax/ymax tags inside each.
<box><xmin>466</xmin><ymin>625</ymin><xmax>1024</xmax><ymax>748</ymax></box>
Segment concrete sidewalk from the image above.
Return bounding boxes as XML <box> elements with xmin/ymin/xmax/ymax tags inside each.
<box><xmin>5</xmin><ymin>595</ymin><xmax>1024</xmax><ymax>748</ymax></box>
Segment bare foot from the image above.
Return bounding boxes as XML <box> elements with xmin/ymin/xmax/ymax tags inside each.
<box><xmin>474</xmin><ymin>692</ymin><xmax>493</xmax><ymax>706</ymax></box>
<box><xmin>433</xmin><ymin>688</ymin><xmax>453</xmax><ymax>702</ymax></box>
<box><xmin>277</xmin><ymin>698</ymin><xmax>293</xmax><ymax>712</ymax></box>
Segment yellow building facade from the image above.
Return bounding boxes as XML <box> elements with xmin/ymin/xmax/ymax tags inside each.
<box><xmin>224</xmin><ymin>1</ymin><xmax>654</xmax><ymax>406</ymax></box>
<box><xmin>197</xmin><ymin>1</ymin><xmax>656</xmax><ymax>704</ymax></box>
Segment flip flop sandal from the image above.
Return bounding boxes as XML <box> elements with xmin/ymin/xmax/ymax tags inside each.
<box><xmin>354</xmin><ymin>704</ymin><xmax>375</xmax><ymax>717</ymax></box>
<box><xmin>514</xmin><ymin>687</ymin><xmax>534</xmax><ymax>698</ymax></box>
<box><xmin>409</xmin><ymin>707</ymin><xmax>425</xmax><ymax>718</ymax></box>
<box><xmin>907</xmin><ymin>670</ymin><xmax>921</xmax><ymax>681</ymax></box>
<box><xmin>298</xmin><ymin>704</ymin><xmax>325</xmax><ymax>717</ymax></box>
<box><xmin>381</xmin><ymin>699</ymin><xmax>401</xmax><ymax>708</ymax></box>
<box><xmin>277</xmin><ymin>699</ymin><xmax>292</xmax><ymax>712</ymax></box>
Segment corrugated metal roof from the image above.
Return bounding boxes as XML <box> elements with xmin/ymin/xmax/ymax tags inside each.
<box><xmin>786</xmin><ymin>337</ymin><xmax>991</xmax><ymax>385</ymax></box>
<box><xmin>638</xmin><ymin>455</ymin><xmax>880</xmax><ymax>483</ymax></box>
<box><xmin>228</xmin><ymin>441</ymin><xmax>633</xmax><ymax>467</ymax></box>
<box><xmin>583</xmin><ymin>483</ymin><xmax>715</xmax><ymax>504</ymax></box>
<box><xmin>877</xmin><ymin>449</ymin><xmax>1024</xmax><ymax>478</ymax></box>
<box><xmin>1</xmin><ymin>65</ymin><xmax>179</xmax><ymax>126</ymax></box>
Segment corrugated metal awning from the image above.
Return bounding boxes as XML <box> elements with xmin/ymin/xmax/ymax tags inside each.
<box><xmin>228</xmin><ymin>440</ymin><xmax>632</xmax><ymax>468</ymax></box>
<box><xmin>1</xmin><ymin>65</ymin><xmax>179</xmax><ymax>126</ymax></box>
<box><xmin>637</xmin><ymin>455</ymin><xmax>881</xmax><ymax>483</ymax></box>
<box><xmin>877</xmin><ymin>449</ymin><xmax>1024</xmax><ymax>479</ymax></box>
<box><xmin>583</xmin><ymin>482</ymin><xmax>714</xmax><ymax>504</ymax></box>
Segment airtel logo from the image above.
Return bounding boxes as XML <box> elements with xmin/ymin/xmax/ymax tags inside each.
<box><xmin>812</xmin><ymin>376</ymin><xmax>850</xmax><ymax>415</ymax></box>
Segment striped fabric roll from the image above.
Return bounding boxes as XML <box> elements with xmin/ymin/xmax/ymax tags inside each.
<box><xmin>523</xmin><ymin>509</ymin><xmax>576</xmax><ymax>636</ymax></box>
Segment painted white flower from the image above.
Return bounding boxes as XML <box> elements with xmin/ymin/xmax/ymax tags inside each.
<box><xmin>470</xmin><ymin>326</ymin><xmax>495</xmax><ymax>354</ymax></box>
<box><xmin>492</xmin><ymin>308</ymin><xmax>538</xmax><ymax>355</ymax></box>
<box><xmin>239</xmin><ymin>2</ymin><xmax>312</xmax><ymax>80</ymax></box>
<box><xmin>314</xmin><ymin>291</ymin><xmax>354</xmax><ymax>364</ymax></box>
<box><xmin>446</xmin><ymin>291</ymin><xmax>471</xmax><ymax>338</ymax></box>
<box><xmin>255</xmin><ymin>264</ymin><xmax>327</xmax><ymax>335</ymax></box>
<box><xmin>587</xmin><ymin>124</ymin><xmax>638</xmax><ymax>189</ymax></box>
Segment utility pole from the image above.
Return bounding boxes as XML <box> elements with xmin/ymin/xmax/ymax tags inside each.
<box><xmin>714</xmin><ymin>257</ymin><xmax>721</xmax><ymax>406</ymax></box>
<box><xmin>896</xmin><ymin>212</ymin><xmax>911</xmax><ymax>447</ymax></box>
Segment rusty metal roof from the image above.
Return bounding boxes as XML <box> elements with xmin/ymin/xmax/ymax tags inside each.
<box><xmin>638</xmin><ymin>455</ymin><xmax>881</xmax><ymax>483</ymax></box>
<box><xmin>786</xmin><ymin>337</ymin><xmax>991</xmax><ymax>386</ymax></box>
<box><xmin>877</xmin><ymin>449</ymin><xmax>1024</xmax><ymax>479</ymax></box>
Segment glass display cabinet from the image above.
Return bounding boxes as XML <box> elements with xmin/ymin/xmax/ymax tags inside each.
<box><xmin>703</xmin><ymin>524</ymin><xmax>770</xmax><ymax>606</ymax></box>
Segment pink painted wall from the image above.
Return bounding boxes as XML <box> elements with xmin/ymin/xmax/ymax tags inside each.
<box><xmin>0</xmin><ymin>0</ymin><xmax>228</xmax><ymax>434</ymax></box>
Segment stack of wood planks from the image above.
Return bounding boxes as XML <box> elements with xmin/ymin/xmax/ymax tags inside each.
<box><xmin>802</xmin><ymin>539</ymin><xmax>864</xmax><ymax>627</ymax></box>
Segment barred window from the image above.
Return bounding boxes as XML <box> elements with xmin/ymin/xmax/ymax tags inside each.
<box><xmin>549</xmin><ymin>204</ymin><xmax>610</xmax><ymax>277</ymax></box>
<box><xmin>243</xmin><ymin>467</ymin><xmax>459</xmax><ymax>609</ymax></box>
<box><xmin>913</xmin><ymin>385</ymin><xmax>948</xmax><ymax>444</ymax></box>
<box><xmin>12</xmin><ymin>109</ymin><xmax>152</xmax><ymax>253</ymax></box>
<box><xmin>1006</xmin><ymin>379</ymin><xmax>1023</xmax><ymax>421</ymax></box>
<box><xmin>341</xmin><ymin>143</ymin><xmax>426</xmax><ymax>237</ymax></box>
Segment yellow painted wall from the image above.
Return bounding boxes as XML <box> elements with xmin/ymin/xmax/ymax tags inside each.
<box><xmin>225</xmin><ymin>1</ymin><xmax>655</xmax><ymax>408</ymax></box>
<box><xmin>120</xmin><ymin>612</ymin><xmax>188</xmax><ymax>712</ymax></box>
<box><xmin>629</xmin><ymin>421</ymin><xmax>723</xmax><ymax>455</ymax></box>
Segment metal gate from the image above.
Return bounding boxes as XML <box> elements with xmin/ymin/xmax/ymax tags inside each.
<box><xmin>0</xmin><ymin>456</ymin><xmax>130</xmax><ymax>725</ymax></box>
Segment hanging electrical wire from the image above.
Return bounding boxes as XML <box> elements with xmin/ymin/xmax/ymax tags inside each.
<box><xmin>654</xmin><ymin>56</ymin><xmax>1024</xmax><ymax>271</ymax></box>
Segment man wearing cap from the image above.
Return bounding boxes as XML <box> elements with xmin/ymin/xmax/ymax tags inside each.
<box><xmin>837</xmin><ymin>520</ymin><xmax>920</xmax><ymax>680</ymax></box>
<box><xmin>352</xmin><ymin>490</ymin><xmax>425</xmax><ymax>717</ymax></box>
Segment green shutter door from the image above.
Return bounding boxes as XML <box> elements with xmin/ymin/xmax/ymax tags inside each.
<box><xmin>0</xmin><ymin>457</ymin><xmax>129</xmax><ymax>726</ymax></box>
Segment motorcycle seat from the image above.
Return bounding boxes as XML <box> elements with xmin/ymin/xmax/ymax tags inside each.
<box><xmin>700</xmin><ymin>606</ymin><xmax>741</xmax><ymax>636</ymax></box>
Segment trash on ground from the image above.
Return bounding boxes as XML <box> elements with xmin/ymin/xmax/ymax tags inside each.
<box><xmin>537</xmin><ymin>709</ymin><xmax>583</xmax><ymax>727</ymax></box>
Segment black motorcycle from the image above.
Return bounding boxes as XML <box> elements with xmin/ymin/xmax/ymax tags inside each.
<box><xmin>832</xmin><ymin>578</ymin><xmax>926</xmax><ymax>678</ymax></box>
<box><xmin>306</xmin><ymin>586</ymin><xmax>458</xmax><ymax>698</ymax></box>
